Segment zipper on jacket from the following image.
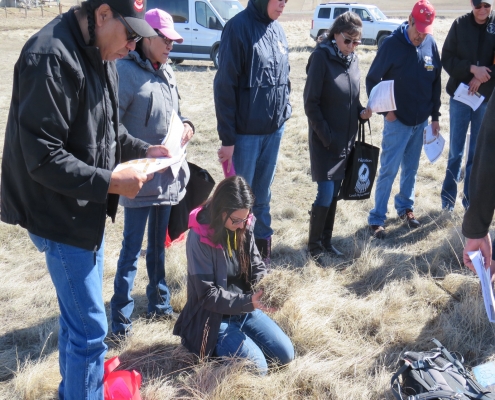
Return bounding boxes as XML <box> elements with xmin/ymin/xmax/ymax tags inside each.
<box><xmin>346</xmin><ymin>69</ymin><xmax>352</xmax><ymax>160</ymax></box>
<box><xmin>145</xmin><ymin>92</ymin><xmax>153</xmax><ymax>127</ymax></box>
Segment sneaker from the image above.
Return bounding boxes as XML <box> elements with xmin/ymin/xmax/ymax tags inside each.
<box><xmin>370</xmin><ymin>225</ymin><xmax>386</xmax><ymax>239</ymax></box>
<box><xmin>400</xmin><ymin>209</ymin><xmax>421</xmax><ymax>228</ymax></box>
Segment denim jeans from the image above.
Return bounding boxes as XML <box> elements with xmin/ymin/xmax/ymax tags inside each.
<box><xmin>29</xmin><ymin>232</ymin><xmax>107</xmax><ymax>400</ymax></box>
<box><xmin>314</xmin><ymin>180</ymin><xmax>341</xmax><ymax>207</ymax></box>
<box><xmin>111</xmin><ymin>205</ymin><xmax>173</xmax><ymax>335</ymax></box>
<box><xmin>441</xmin><ymin>98</ymin><xmax>487</xmax><ymax>210</ymax></box>
<box><xmin>214</xmin><ymin>309</ymin><xmax>294</xmax><ymax>375</ymax></box>
<box><xmin>233</xmin><ymin>125</ymin><xmax>284</xmax><ymax>239</ymax></box>
<box><xmin>368</xmin><ymin>117</ymin><xmax>427</xmax><ymax>226</ymax></box>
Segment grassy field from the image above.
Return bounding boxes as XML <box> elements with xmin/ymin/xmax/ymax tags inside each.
<box><xmin>1</xmin><ymin>9</ymin><xmax>495</xmax><ymax>400</ymax></box>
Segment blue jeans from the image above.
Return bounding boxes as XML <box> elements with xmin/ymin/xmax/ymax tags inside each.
<box><xmin>441</xmin><ymin>98</ymin><xmax>487</xmax><ymax>210</ymax></box>
<box><xmin>111</xmin><ymin>205</ymin><xmax>173</xmax><ymax>335</ymax></box>
<box><xmin>215</xmin><ymin>309</ymin><xmax>294</xmax><ymax>375</ymax></box>
<box><xmin>368</xmin><ymin>117</ymin><xmax>427</xmax><ymax>226</ymax></box>
<box><xmin>233</xmin><ymin>125</ymin><xmax>284</xmax><ymax>239</ymax></box>
<box><xmin>29</xmin><ymin>232</ymin><xmax>107</xmax><ymax>400</ymax></box>
<box><xmin>314</xmin><ymin>180</ymin><xmax>341</xmax><ymax>207</ymax></box>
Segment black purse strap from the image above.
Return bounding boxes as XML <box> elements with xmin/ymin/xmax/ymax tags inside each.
<box><xmin>357</xmin><ymin>120</ymin><xmax>372</xmax><ymax>144</ymax></box>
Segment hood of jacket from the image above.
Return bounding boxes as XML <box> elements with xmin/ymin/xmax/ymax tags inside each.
<box><xmin>125</xmin><ymin>50</ymin><xmax>164</xmax><ymax>73</ymax></box>
<box><xmin>392</xmin><ymin>22</ymin><xmax>429</xmax><ymax>49</ymax></box>
<box><xmin>188</xmin><ymin>206</ymin><xmax>255</xmax><ymax>249</ymax></box>
<box><xmin>247</xmin><ymin>0</ymin><xmax>271</xmax><ymax>23</ymax></box>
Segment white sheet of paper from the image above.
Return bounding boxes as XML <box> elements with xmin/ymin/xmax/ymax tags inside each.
<box><xmin>453</xmin><ymin>83</ymin><xmax>485</xmax><ymax>111</ymax></box>
<box><xmin>468</xmin><ymin>250</ymin><xmax>495</xmax><ymax>323</ymax></box>
<box><xmin>162</xmin><ymin>109</ymin><xmax>186</xmax><ymax>156</ymax></box>
<box><xmin>367</xmin><ymin>80</ymin><xmax>397</xmax><ymax>113</ymax></box>
<box><xmin>113</xmin><ymin>154</ymin><xmax>184</xmax><ymax>175</ymax></box>
<box><xmin>423</xmin><ymin>124</ymin><xmax>445</xmax><ymax>163</ymax></box>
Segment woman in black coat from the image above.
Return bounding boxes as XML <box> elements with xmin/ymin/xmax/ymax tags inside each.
<box><xmin>303</xmin><ymin>11</ymin><xmax>371</xmax><ymax>260</ymax></box>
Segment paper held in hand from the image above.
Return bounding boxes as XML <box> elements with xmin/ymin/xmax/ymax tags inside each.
<box><xmin>468</xmin><ymin>250</ymin><xmax>495</xmax><ymax>323</ymax></box>
<box><xmin>423</xmin><ymin>124</ymin><xmax>445</xmax><ymax>163</ymax></box>
<box><xmin>114</xmin><ymin>109</ymin><xmax>186</xmax><ymax>177</ymax></box>
<box><xmin>453</xmin><ymin>83</ymin><xmax>485</xmax><ymax>111</ymax></box>
<box><xmin>367</xmin><ymin>80</ymin><xmax>396</xmax><ymax>113</ymax></box>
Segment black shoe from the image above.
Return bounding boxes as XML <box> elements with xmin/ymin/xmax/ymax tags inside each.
<box><xmin>400</xmin><ymin>209</ymin><xmax>421</xmax><ymax>228</ymax></box>
<box><xmin>370</xmin><ymin>225</ymin><xmax>386</xmax><ymax>239</ymax></box>
<box><xmin>146</xmin><ymin>311</ymin><xmax>179</xmax><ymax>321</ymax></box>
<box><xmin>308</xmin><ymin>205</ymin><xmax>329</xmax><ymax>263</ymax></box>
<box><xmin>322</xmin><ymin>200</ymin><xmax>343</xmax><ymax>256</ymax></box>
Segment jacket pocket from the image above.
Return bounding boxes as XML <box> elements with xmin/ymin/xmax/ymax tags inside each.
<box><xmin>145</xmin><ymin>92</ymin><xmax>153</xmax><ymax>127</ymax></box>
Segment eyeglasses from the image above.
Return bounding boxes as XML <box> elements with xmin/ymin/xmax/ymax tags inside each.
<box><xmin>229</xmin><ymin>215</ymin><xmax>250</xmax><ymax>226</ymax></box>
<box><xmin>115</xmin><ymin>13</ymin><xmax>142</xmax><ymax>42</ymax></box>
<box><xmin>157</xmin><ymin>32</ymin><xmax>174</xmax><ymax>46</ymax></box>
<box><xmin>341</xmin><ymin>32</ymin><xmax>361</xmax><ymax>46</ymax></box>
<box><xmin>474</xmin><ymin>3</ymin><xmax>491</xmax><ymax>8</ymax></box>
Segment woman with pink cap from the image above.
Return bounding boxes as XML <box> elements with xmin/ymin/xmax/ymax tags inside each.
<box><xmin>110</xmin><ymin>8</ymin><xmax>195</xmax><ymax>340</ymax></box>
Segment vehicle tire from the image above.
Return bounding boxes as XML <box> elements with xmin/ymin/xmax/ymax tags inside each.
<box><xmin>171</xmin><ymin>58</ymin><xmax>184</xmax><ymax>65</ymax></box>
<box><xmin>212</xmin><ymin>47</ymin><xmax>219</xmax><ymax>69</ymax></box>
<box><xmin>377</xmin><ymin>33</ymin><xmax>389</xmax><ymax>48</ymax></box>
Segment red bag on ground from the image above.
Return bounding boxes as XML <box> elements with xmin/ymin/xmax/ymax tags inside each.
<box><xmin>104</xmin><ymin>356</ymin><xmax>142</xmax><ymax>400</ymax></box>
<box><xmin>165</xmin><ymin>229</ymin><xmax>185</xmax><ymax>248</ymax></box>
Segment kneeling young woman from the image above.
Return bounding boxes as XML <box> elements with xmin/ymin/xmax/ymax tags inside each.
<box><xmin>173</xmin><ymin>176</ymin><xmax>294</xmax><ymax>374</ymax></box>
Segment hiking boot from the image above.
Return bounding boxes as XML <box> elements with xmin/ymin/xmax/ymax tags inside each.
<box><xmin>400</xmin><ymin>209</ymin><xmax>421</xmax><ymax>228</ymax></box>
<box><xmin>370</xmin><ymin>225</ymin><xmax>386</xmax><ymax>239</ymax></box>
<box><xmin>322</xmin><ymin>200</ymin><xmax>343</xmax><ymax>256</ymax></box>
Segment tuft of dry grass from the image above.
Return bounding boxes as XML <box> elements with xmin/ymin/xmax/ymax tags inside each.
<box><xmin>1</xmin><ymin>14</ymin><xmax>495</xmax><ymax>400</ymax></box>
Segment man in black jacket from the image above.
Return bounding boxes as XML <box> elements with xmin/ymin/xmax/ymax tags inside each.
<box><xmin>0</xmin><ymin>1</ymin><xmax>168</xmax><ymax>398</ymax></box>
<box><xmin>214</xmin><ymin>0</ymin><xmax>291</xmax><ymax>265</ymax></box>
<box><xmin>440</xmin><ymin>0</ymin><xmax>495</xmax><ymax>211</ymax></box>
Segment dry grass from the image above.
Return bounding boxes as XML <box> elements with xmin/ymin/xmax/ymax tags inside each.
<box><xmin>1</xmin><ymin>13</ymin><xmax>495</xmax><ymax>400</ymax></box>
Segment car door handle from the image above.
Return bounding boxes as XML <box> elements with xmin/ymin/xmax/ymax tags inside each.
<box><xmin>185</xmin><ymin>27</ymin><xmax>190</xmax><ymax>30</ymax></box>
<box><xmin>193</xmin><ymin>28</ymin><xmax>198</xmax><ymax>31</ymax></box>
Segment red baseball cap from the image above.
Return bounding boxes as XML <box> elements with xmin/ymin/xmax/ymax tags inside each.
<box><xmin>411</xmin><ymin>0</ymin><xmax>436</xmax><ymax>34</ymax></box>
<box><xmin>145</xmin><ymin>9</ymin><xmax>184</xmax><ymax>43</ymax></box>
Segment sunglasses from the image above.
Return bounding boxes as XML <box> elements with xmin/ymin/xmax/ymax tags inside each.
<box><xmin>474</xmin><ymin>3</ymin><xmax>491</xmax><ymax>8</ymax></box>
<box><xmin>115</xmin><ymin>13</ymin><xmax>142</xmax><ymax>42</ymax></box>
<box><xmin>229</xmin><ymin>215</ymin><xmax>250</xmax><ymax>226</ymax></box>
<box><xmin>341</xmin><ymin>32</ymin><xmax>361</xmax><ymax>46</ymax></box>
<box><xmin>157</xmin><ymin>32</ymin><xmax>174</xmax><ymax>46</ymax></box>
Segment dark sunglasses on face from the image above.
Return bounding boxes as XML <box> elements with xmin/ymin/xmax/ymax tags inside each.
<box><xmin>157</xmin><ymin>32</ymin><xmax>174</xmax><ymax>46</ymax></box>
<box><xmin>341</xmin><ymin>32</ymin><xmax>361</xmax><ymax>46</ymax></box>
<box><xmin>229</xmin><ymin>215</ymin><xmax>250</xmax><ymax>226</ymax></box>
<box><xmin>115</xmin><ymin>13</ymin><xmax>142</xmax><ymax>42</ymax></box>
<box><xmin>475</xmin><ymin>3</ymin><xmax>491</xmax><ymax>8</ymax></box>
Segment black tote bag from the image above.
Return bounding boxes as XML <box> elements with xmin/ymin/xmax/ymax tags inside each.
<box><xmin>168</xmin><ymin>162</ymin><xmax>215</xmax><ymax>240</ymax></box>
<box><xmin>339</xmin><ymin>120</ymin><xmax>380</xmax><ymax>200</ymax></box>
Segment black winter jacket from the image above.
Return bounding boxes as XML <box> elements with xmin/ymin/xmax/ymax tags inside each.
<box><xmin>213</xmin><ymin>0</ymin><xmax>291</xmax><ymax>145</ymax></box>
<box><xmin>442</xmin><ymin>11</ymin><xmax>495</xmax><ymax>100</ymax></box>
<box><xmin>1</xmin><ymin>8</ymin><xmax>149</xmax><ymax>251</ymax></box>
<box><xmin>304</xmin><ymin>42</ymin><xmax>364</xmax><ymax>182</ymax></box>
<box><xmin>366</xmin><ymin>23</ymin><xmax>441</xmax><ymax>126</ymax></box>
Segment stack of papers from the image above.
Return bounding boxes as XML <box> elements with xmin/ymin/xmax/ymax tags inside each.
<box><xmin>423</xmin><ymin>124</ymin><xmax>445</xmax><ymax>163</ymax></box>
<box><xmin>367</xmin><ymin>80</ymin><xmax>396</xmax><ymax>113</ymax></box>
<box><xmin>453</xmin><ymin>83</ymin><xmax>485</xmax><ymax>111</ymax></box>
<box><xmin>468</xmin><ymin>250</ymin><xmax>495</xmax><ymax>323</ymax></box>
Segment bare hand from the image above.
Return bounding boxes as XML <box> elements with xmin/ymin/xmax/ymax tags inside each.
<box><xmin>470</xmin><ymin>65</ymin><xmax>491</xmax><ymax>83</ymax></box>
<box><xmin>468</xmin><ymin>77</ymin><xmax>482</xmax><ymax>94</ymax></box>
<box><xmin>218</xmin><ymin>145</ymin><xmax>234</xmax><ymax>173</ymax></box>
<box><xmin>146</xmin><ymin>145</ymin><xmax>170</xmax><ymax>158</ymax></box>
<box><xmin>463</xmin><ymin>234</ymin><xmax>492</xmax><ymax>275</ymax></box>
<box><xmin>181</xmin><ymin>123</ymin><xmax>194</xmax><ymax>147</ymax></box>
<box><xmin>109</xmin><ymin>167</ymin><xmax>153</xmax><ymax>199</ymax></box>
<box><xmin>385</xmin><ymin>111</ymin><xmax>396</xmax><ymax>122</ymax></box>
<box><xmin>431</xmin><ymin>121</ymin><xmax>440</xmax><ymax>137</ymax></box>
<box><xmin>251</xmin><ymin>290</ymin><xmax>278</xmax><ymax>313</ymax></box>
<box><xmin>360</xmin><ymin>107</ymin><xmax>372</xmax><ymax>120</ymax></box>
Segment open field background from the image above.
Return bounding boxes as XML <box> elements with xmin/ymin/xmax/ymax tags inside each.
<box><xmin>1</xmin><ymin>6</ymin><xmax>495</xmax><ymax>400</ymax></box>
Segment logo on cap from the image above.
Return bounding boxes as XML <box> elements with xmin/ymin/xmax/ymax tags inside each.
<box><xmin>134</xmin><ymin>0</ymin><xmax>144</xmax><ymax>12</ymax></box>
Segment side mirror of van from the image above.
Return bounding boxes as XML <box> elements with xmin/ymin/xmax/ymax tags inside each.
<box><xmin>208</xmin><ymin>16</ymin><xmax>223</xmax><ymax>30</ymax></box>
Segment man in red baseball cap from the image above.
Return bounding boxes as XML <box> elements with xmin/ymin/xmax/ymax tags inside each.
<box><xmin>366</xmin><ymin>0</ymin><xmax>441</xmax><ymax>239</ymax></box>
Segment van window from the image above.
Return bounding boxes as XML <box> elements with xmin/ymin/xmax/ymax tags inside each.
<box><xmin>333</xmin><ymin>7</ymin><xmax>348</xmax><ymax>19</ymax></box>
<box><xmin>317</xmin><ymin>7</ymin><xmax>331</xmax><ymax>19</ymax></box>
<box><xmin>146</xmin><ymin>0</ymin><xmax>189</xmax><ymax>23</ymax></box>
<box><xmin>195</xmin><ymin>1</ymin><xmax>220</xmax><ymax>29</ymax></box>
<box><xmin>210</xmin><ymin>0</ymin><xmax>243</xmax><ymax>21</ymax></box>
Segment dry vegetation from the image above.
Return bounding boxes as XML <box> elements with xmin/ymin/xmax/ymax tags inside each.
<box><xmin>1</xmin><ymin>11</ymin><xmax>495</xmax><ymax>400</ymax></box>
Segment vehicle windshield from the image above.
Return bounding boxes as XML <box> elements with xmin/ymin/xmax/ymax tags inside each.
<box><xmin>368</xmin><ymin>6</ymin><xmax>387</xmax><ymax>21</ymax></box>
<box><xmin>210</xmin><ymin>0</ymin><xmax>244</xmax><ymax>21</ymax></box>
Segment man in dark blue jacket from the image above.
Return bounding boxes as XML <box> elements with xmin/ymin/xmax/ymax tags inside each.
<box><xmin>366</xmin><ymin>0</ymin><xmax>441</xmax><ymax>239</ymax></box>
<box><xmin>214</xmin><ymin>0</ymin><xmax>291</xmax><ymax>264</ymax></box>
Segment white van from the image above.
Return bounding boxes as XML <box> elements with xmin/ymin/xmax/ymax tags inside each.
<box><xmin>147</xmin><ymin>0</ymin><xmax>244</xmax><ymax>67</ymax></box>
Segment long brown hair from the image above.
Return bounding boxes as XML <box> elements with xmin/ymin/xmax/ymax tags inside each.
<box><xmin>328</xmin><ymin>11</ymin><xmax>363</xmax><ymax>40</ymax></box>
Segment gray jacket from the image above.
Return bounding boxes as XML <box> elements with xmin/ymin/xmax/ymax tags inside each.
<box><xmin>116</xmin><ymin>52</ymin><xmax>193</xmax><ymax>208</ymax></box>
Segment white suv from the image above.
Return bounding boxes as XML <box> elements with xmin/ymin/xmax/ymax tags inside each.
<box><xmin>310</xmin><ymin>3</ymin><xmax>402</xmax><ymax>48</ymax></box>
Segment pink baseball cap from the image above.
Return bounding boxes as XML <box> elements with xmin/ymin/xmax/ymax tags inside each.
<box><xmin>145</xmin><ymin>9</ymin><xmax>184</xmax><ymax>43</ymax></box>
<box><xmin>411</xmin><ymin>0</ymin><xmax>436</xmax><ymax>34</ymax></box>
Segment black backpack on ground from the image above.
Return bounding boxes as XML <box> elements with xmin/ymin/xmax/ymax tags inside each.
<box><xmin>391</xmin><ymin>338</ymin><xmax>495</xmax><ymax>400</ymax></box>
